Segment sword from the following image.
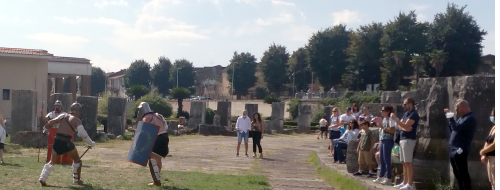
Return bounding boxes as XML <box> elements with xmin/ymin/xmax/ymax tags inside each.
<box><xmin>79</xmin><ymin>146</ymin><xmax>92</xmax><ymax>159</ymax></box>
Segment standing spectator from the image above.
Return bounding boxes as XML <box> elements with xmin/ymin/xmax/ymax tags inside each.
<box><xmin>334</xmin><ymin>119</ymin><xmax>360</xmax><ymax>164</ymax></box>
<box><xmin>352</xmin><ymin>103</ymin><xmax>361</xmax><ymax>118</ymax></box>
<box><xmin>391</xmin><ymin>98</ymin><xmax>419</xmax><ymax>190</ymax></box>
<box><xmin>359</xmin><ymin>106</ymin><xmax>374</xmax><ymax>122</ymax></box>
<box><xmin>339</xmin><ymin>107</ymin><xmax>356</xmax><ymax>136</ymax></box>
<box><xmin>443</xmin><ymin>100</ymin><xmax>477</xmax><ymax>190</ymax></box>
<box><xmin>480</xmin><ymin>108</ymin><xmax>495</xmax><ymax>190</ymax></box>
<box><xmin>317</xmin><ymin>115</ymin><xmax>328</xmax><ymax>139</ymax></box>
<box><xmin>0</xmin><ymin>112</ymin><xmax>5</xmax><ymax>164</ymax></box>
<box><xmin>374</xmin><ymin>106</ymin><xmax>397</xmax><ymax>185</ymax></box>
<box><xmin>251</xmin><ymin>113</ymin><xmax>265</xmax><ymax>159</ymax></box>
<box><xmin>328</xmin><ymin>108</ymin><xmax>342</xmax><ymax>156</ymax></box>
<box><xmin>354</xmin><ymin>120</ymin><xmax>375</xmax><ymax>177</ymax></box>
<box><xmin>235</xmin><ymin>110</ymin><xmax>252</xmax><ymax>157</ymax></box>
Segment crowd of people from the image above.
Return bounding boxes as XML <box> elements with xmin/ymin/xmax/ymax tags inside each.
<box><xmin>317</xmin><ymin>98</ymin><xmax>496</xmax><ymax>190</ymax></box>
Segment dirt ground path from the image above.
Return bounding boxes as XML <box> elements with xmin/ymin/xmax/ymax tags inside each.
<box><xmin>32</xmin><ymin>134</ymin><xmax>333</xmax><ymax>189</ymax></box>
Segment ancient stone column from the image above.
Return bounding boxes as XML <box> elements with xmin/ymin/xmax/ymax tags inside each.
<box><xmin>188</xmin><ymin>101</ymin><xmax>206</xmax><ymax>129</ymax></box>
<box><xmin>245</xmin><ymin>104</ymin><xmax>258</xmax><ymax>116</ymax></box>
<box><xmin>271</xmin><ymin>102</ymin><xmax>285</xmax><ymax>133</ymax></box>
<box><xmin>380</xmin><ymin>91</ymin><xmax>401</xmax><ymax>104</ymax></box>
<box><xmin>80</xmin><ymin>75</ymin><xmax>91</xmax><ymax>96</ymax></box>
<box><xmin>217</xmin><ymin>101</ymin><xmax>231</xmax><ymax>127</ymax></box>
<box><xmin>107</xmin><ymin>97</ymin><xmax>127</xmax><ymax>136</ymax></box>
<box><xmin>55</xmin><ymin>77</ymin><xmax>64</xmax><ymax>93</ymax></box>
<box><xmin>68</xmin><ymin>76</ymin><xmax>77</xmax><ymax>101</ymax></box>
<box><xmin>48</xmin><ymin>93</ymin><xmax>73</xmax><ymax>114</ymax></box>
<box><xmin>297</xmin><ymin>104</ymin><xmax>311</xmax><ymax>133</ymax></box>
<box><xmin>11</xmin><ymin>90</ymin><xmax>37</xmax><ymax>133</ymax></box>
<box><xmin>76</xmin><ymin>96</ymin><xmax>98</xmax><ymax>139</ymax></box>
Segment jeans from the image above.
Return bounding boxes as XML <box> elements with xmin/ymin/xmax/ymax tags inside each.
<box><xmin>334</xmin><ymin>141</ymin><xmax>348</xmax><ymax>162</ymax></box>
<box><xmin>379</xmin><ymin>139</ymin><xmax>394</xmax><ymax>178</ymax></box>
<box><xmin>450</xmin><ymin>151</ymin><xmax>471</xmax><ymax>190</ymax></box>
<box><xmin>237</xmin><ymin>131</ymin><xmax>249</xmax><ymax>143</ymax></box>
<box><xmin>252</xmin><ymin>131</ymin><xmax>262</xmax><ymax>153</ymax></box>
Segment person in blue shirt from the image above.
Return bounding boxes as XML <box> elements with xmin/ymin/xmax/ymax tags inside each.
<box><xmin>390</xmin><ymin>97</ymin><xmax>419</xmax><ymax>190</ymax></box>
<box><xmin>444</xmin><ymin>100</ymin><xmax>477</xmax><ymax>190</ymax></box>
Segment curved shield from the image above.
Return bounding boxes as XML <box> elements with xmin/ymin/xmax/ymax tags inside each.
<box><xmin>127</xmin><ymin>121</ymin><xmax>160</xmax><ymax>166</ymax></box>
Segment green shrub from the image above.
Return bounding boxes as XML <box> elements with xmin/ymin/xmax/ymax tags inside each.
<box><xmin>263</xmin><ymin>95</ymin><xmax>281</xmax><ymax>104</ymax></box>
<box><xmin>97</xmin><ymin>91</ymin><xmax>115</xmax><ymax>115</ymax></box>
<box><xmin>177</xmin><ymin>110</ymin><xmax>190</xmax><ymax>119</ymax></box>
<box><xmin>205</xmin><ymin>108</ymin><xmax>216</xmax><ymax>124</ymax></box>
<box><xmin>319</xmin><ymin>93</ymin><xmax>380</xmax><ymax>113</ymax></box>
<box><xmin>97</xmin><ymin>114</ymin><xmax>107</xmax><ymax>122</ymax></box>
<box><xmin>283</xmin><ymin>121</ymin><xmax>297</xmax><ymax>126</ymax></box>
<box><xmin>126</xmin><ymin>85</ymin><xmax>149</xmax><ymax>100</ymax></box>
<box><xmin>287</xmin><ymin>98</ymin><xmax>300</xmax><ymax>119</ymax></box>
<box><xmin>312</xmin><ymin>108</ymin><xmax>325</xmax><ymax>123</ymax></box>
<box><xmin>255</xmin><ymin>87</ymin><xmax>269</xmax><ymax>99</ymax></box>
<box><xmin>130</xmin><ymin>93</ymin><xmax>173</xmax><ymax>119</ymax></box>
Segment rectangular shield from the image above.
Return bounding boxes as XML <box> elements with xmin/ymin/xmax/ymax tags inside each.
<box><xmin>127</xmin><ymin>121</ymin><xmax>160</xmax><ymax>166</ymax></box>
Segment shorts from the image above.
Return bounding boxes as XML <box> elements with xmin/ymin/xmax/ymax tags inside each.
<box><xmin>152</xmin><ymin>133</ymin><xmax>169</xmax><ymax>157</ymax></box>
<box><xmin>237</xmin><ymin>132</ymin><xmax>249</xmax><ymax>143</ymax></box>
<box><xmin>53</xmin><ymin>134</ymin><xmax>75</xmax><ymax>155</ymax></box>
<box><xmin>399</xmin><ymin>139</ymin><xmax>416</xmax><ymax>163</ymax></box>
<box><xmin>358</xmin><ymin>150</ymin><xmax>373</xmax><ymax>165</ymax></box>
<box><xmin>320</xmin><ymin>126</ymin><xmax>328</xmax><ymax>132</ymax></box>
<box><xmin>0</xmin><ymin>143</ymin><xmax>4</xmax><ymax>149</ymax></box>
<box><xmin>329</xmin><ymin>130</ymin><xmax>341</xmax><ymax>139</ymax></box>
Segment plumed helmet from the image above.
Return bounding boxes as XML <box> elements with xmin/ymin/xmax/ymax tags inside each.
<box><xmin>70</xmin><ymin>102</ymin><xmax>82</xmax><ymax>113</ymax></box>
<box><xmin>137</xmin><ymin>102</ymin><xmax>152</xmax><ymax>120</ymax></box>
<box><xmin>54</xmin><ymin>100</ymin><xmax>62</xmax><ymax>106</ymax></box>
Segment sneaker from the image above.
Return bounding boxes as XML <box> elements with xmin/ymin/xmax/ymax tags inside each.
<box><xmin>353</xmin><ymin>172</ymin><xmax>362</xmax><ymax>176</ymax></box>
<box><xmin>373</xmin><ymin>177</ymin><xmax>383</xmax><ymax>183</ymax></box>
<box><xmin>245</xmin><ymin>154</ymin><xmax>249</xmax><ymax>157</ymax></box>
<box><xmin>367</xmin><ymin>173</ymin><xmax>375</xmax><ymax>178</ymax></box>
<box><xmin>236</xmin><ymin>153</ymin><xmax>239</xmax><ymax>157</ymax></box>
<box><xmin>380</xmin><ymin>178</ymin><xmax>392</xmax><ymax>185</ymax></box>
<box><xmin>394</xmin><ymin>183</ymin><xmax>405</xmax><ymax>188</ymax></box>
<box><xmin>400</xmin><ymin>184</ymin><xmax>414</xmax><ymax>190</ymax></box>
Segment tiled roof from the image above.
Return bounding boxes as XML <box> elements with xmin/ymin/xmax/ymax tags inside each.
<box><xmin>0</xmin><ymin>47</ymin><xmax>53</xmax><ymax>56</ymax></box>
<box><xmin>52</xmin><ymin>56</ymin><xmax>90</xmax><ymax>62</ymax></box>
<box><xmin>107</xmin><ymin>69</ymin><xmax>126</xmax><ymax>78</ymax></box>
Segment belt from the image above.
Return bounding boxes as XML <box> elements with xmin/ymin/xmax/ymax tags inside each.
<box><xmin>158</xmin><ymin>131</ymin><xmax>168</xmax><ymax>135</ymax></box>
<box><xmin>55</xmin><ymin>133</ymin><xmax>72</xmax><ymax>142</ymax></box>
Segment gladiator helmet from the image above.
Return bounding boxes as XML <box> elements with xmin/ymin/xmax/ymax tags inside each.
<box><xmin>54</xmin><ymin>100</ymin><xmax>62</xmax><ymax>106</ymax></box>
<box><xmin>137</xmin><ymin>102</ymin><xmax>152</xmax><ymax>120</ymax></box>
<box><xmin>69</xmin><ymin>102</ymin><xmax>83</xmax><ymax>114</ymax></box>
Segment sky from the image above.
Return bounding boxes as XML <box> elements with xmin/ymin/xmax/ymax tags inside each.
<box><xmin>0</xmin><ymin>0</ymin><xmax>495</xmax><ymax>73</ymax></box>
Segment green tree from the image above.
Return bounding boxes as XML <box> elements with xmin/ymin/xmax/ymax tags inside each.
<box><xmin>410</xmin><ymin>55</ymin><xmax>425</xmax><ymax>87</ymax></box>
<box><xmin>392</xmin><ymin>50</ymin><xmax>406</xmax><ymax>89</ymax></box>
<box><xmin>151</xmin><ymin>56</ymin><xmax>172</xmax><ymax>96</ymax></box>
<box><xmin>429</xmin><ymin>49</ymin><xmax>449</xmax><ymax>77</ymax></box>
<box><xmin>380</xmin><ymin>11</ymin><xmax>428</xmax><ymax>90</ymax></box>
<box><xmin>343</xmin><ymin>22</ymin><xmax>385</xmax><ymax>90</ymax></box>
<box><xmin>126</xmin><ymin>85</ymin><xmax>149</xmax><ymax>100</ymax></box>
<box><xmin>170</xmin><ymin>59</ymin><xmax>196</xmax><ymax>89</ymax></box>
<box><xmin>91</xmin><ymin>67</ymin><xmax>106</xmax><ymax>96</ymax></box>
<box><xmin>131</xmin><ymin>93</ymin><xmax>173</xmax><ymax>119</ymax></box>
<box><xmin>428</xmin><ymin>3</ymin><xmax>487</xmax><ymax>76</ymax></box>
<box><xmin>169</xmin><ymin>87</ymin><xmax>191</xmax><ymax>116</ymax></box>
<box><xmin>259</xmin><ymin>43</ymin><xmax>290</xmax><ymax>94</ymax></box>
<box><xmin>307</xmin><ymin>24</ymin><xmax>351</xmax><ymax>89</ymax></box>
<box><xmin>124</xmin><ymin>60</ymin><xmax>151</xmax><ymax>89</ymax></box>
<box><xmin>287</xmin><ymin>47</ymin><xmax>311</xmax><ymax>93</ymax></box>
<box><xmin>226</xmin><ymin>51</ymin><xmax>258</xmax><ymax>99</ymax></box>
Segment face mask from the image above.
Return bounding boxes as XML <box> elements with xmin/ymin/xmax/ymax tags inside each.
<box><xmin>490</xmin><ymin>116</ymin><xmax>494</xmax><ymax>123</ymax></box>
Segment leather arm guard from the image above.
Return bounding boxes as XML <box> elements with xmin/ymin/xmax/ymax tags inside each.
<box><xmin>77</xmin><ymin>125</ymin><xmax>95</xmax><ymax>147</ymax></box>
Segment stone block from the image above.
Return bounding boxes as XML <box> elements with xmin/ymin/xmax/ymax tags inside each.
<box><xmin>297</xmin><ymin>104</ymin><xmax>311</xmax><ymax>133</ymax></box>
<box><xmin>11</xmin><ymin>90</ymin><xmax>37</xmax><ymax>134</ymax></box>
<box><xmin>346</xmin><ymin>139</ymin><xmax>360</xmax><ymax>173</ymax></box>
<box><xmin>264</xmin><ymin>120</ymin><xmax>272</xmax><ymax>134</ymax></box>
<box><xmin>198</xmin><ymin>124</ymin><xmax>225</xmax><ymax>136</ymax></box>
<box><xmin>217</xmin><ymin>101</ymin><xmax>231</xmax><ymax>127</ymax></box>
<box><xmin>167</xmin><ymin>120</ymin><xmax>179</xmax><ymax>132</ymax></box>
<box><xmin>11</xmin><ymin>131</ymin><xmax>46</xmax><ymax>148</ymax></box>
<box><xmin>189</xmin><ymin>101</ymin><xmax>206</xmax><ymax>129</ymax></box>
<box><xmin>381</xmin><ymin>91</ymin><xmax>401</xmax><ymax>104</ymax></box>
<box><xmin>271</xmin><ymin>102</ymin><xmax>285</xmax><ymax>133</ymax></box>
<box><xmin>213</xmin><ymin>115</ymin><xmax>221</xmax><ymax>126</ymax></box>
<box><xmin>48</xmin><ymin>93</ymin><xmax>73</xmax><ymax>114</ymax></box>
<box><xmin>107</xmin><ymin>97</ymin><xmax>127</xmax><ymax>136</ymax></box>
<box><xmin>76</xmin><ymin>96</ymin><xmax>98</xmax><ymax>140</ymax></box>
<box><xmin>245</xmin><ymin>104</ymin><xmax>258</xmax><ymax>116</ymax></box>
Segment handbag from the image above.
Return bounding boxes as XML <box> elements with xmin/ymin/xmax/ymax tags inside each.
<box><xmin>248</xmin><ymin>130</ymin><xmax>253</xmax><ymax>138</ymax></box>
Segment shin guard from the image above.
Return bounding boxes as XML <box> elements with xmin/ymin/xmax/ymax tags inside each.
<box><xmin>72</xmin><ymin>161</ymin><xmax>82</xmax><ymax>183</ymax></box>
<box><xmin>148</xmin><ymin>159</ymin><xmax>161</xmax><ymax>185</ymax></box>
<box><xmin>39</xmin><ymin>164</ymin><xmax>54</xmax><ymax>183</ymax></box>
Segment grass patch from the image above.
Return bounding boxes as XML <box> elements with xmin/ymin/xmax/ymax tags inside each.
<box><xmin>0</xmin><ymin>156</ymin><xmax>271</xmax><ymax>190</ymax></box>
<box><xmin>308</xmin><ymin>152</ymin><xmax>367</xmax><ymax>190</ymax></box>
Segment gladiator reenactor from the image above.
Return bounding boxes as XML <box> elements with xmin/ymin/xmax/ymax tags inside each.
<box><xmin>38</xmin><ymin>102</ymin><xmax>96</xmax><ymax>186</ymax></box>
<box><xmin>135</xmin><ymin>102</ymin><xmax>170</xmax><ymax>186</ymax></box>
<box><xmin>41</xmin><ymin>100</ymin><xmax>66</xmax><ymax>127</ymax></box>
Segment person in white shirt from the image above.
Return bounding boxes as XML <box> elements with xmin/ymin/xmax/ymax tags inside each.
<box><xmin>339</xmin><ymin>107</ymin><xmax>357</xmax><ymax>135</ymax></box>
<box><xmin>0</xmin><ymin>112</ymin><xmax>6</xmax><ymax>164</ymax></box>
<box><xmin>333</xmin><ymin>119</ymin><xmax>360</xmax><ymax>163</ymax></box>
<box><xmin>352</xmin><ymin>103</ymin><xmax>362</xmax><ymax>118</ymax></box>
<box><xmin>41</xmin><ymin>100</ymin><xmax>67</xmax><ymax>129</ymax></box>
<box><xmin>317</xmin><ymin>115</ymin><xmax>328</xmax><ymax>139</ymax></box>
<box><xmin>235</xmin><ymin>110</ymin><xmax>251</xmax><ymax>157</ymax></box>
<box><xmin>328</xmin><ymin>107</ymin><xmax>342</xmax><ymax>156</ymax></box>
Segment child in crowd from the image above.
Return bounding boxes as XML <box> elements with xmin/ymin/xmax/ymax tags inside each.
<box><xmin>354</xmin><ymin>121</ymin><xmax>376</xmax><ymax>177</ymax></box>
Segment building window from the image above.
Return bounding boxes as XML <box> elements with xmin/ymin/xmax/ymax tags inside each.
<box><xmin>3</xmin><ymin>89</ymin><xmax>10</xmax><ymax>100</ymax></box>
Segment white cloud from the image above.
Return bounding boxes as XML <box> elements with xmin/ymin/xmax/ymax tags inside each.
<box><xmin>299</xmin><ymin>11</ymin><xmax>306</xmax><ymax>20</ymax></box>
<box><xmin>94</xmin><ymin>0</ymin><xmax>129</xmax><ymax>8</ymax></box>
<box><xmin>0</xmin><ymin>15</ymin><xmax>6</xmax><ymax>21</ymax></box>
<box><xmin>483</xmin><ymin>31</ymin><xmax>495</xmax><ymax>55</ymax></box>
<box><xmin>135</xmin><ymin>16</ymin><xmax>197</xmax><ymax>31</ymax></box>
<box><xmin>332</xmin><ymin>10</ymin><xmax>361</xmax><ymax>25</ymax></box>
<box><xmin>89</xmin><ymin>55</ymin><xmax>127</xmax><ymax>73</ymax></box>
<box><xmin>255</xmin><ymin>13</ymin><xmax>294</xmax><ymax>26</ymax></box>
<box><xmin>283</xmin><ymin>25</ymin><xmax>316</xmax><ymax>42</ymax></box>
<box><xmin>234</xmin><ymin>22</ymin><xmax>265</xmax><ymax>36</ymax></box>
<box><xmin>270</xmin><ymin>0</ymin><xmax>295</xmax><ymax>6</ymax></box>
<box><xmin>142</xmin><ymin>30</ymin><xmax>208</xmax><ymax>39</ymax></box>
<box><xmin>55</xmin><ymin>16</ymin><xmax>126</xmax><ymax>26</ymax></box>
<box><xmin>26</xmin><ymin>33</ymin><xmax>88</xmax><ymax>45</ymax></box>
<box><xmin>416</xmin><ymin>13</ymin><xmax>427</xmax><ymax>22</ymax></box>
<box><xmin>178</xmin><ymin>43</ymin><xmax>191</xmax><ymax>46</ymax></box>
